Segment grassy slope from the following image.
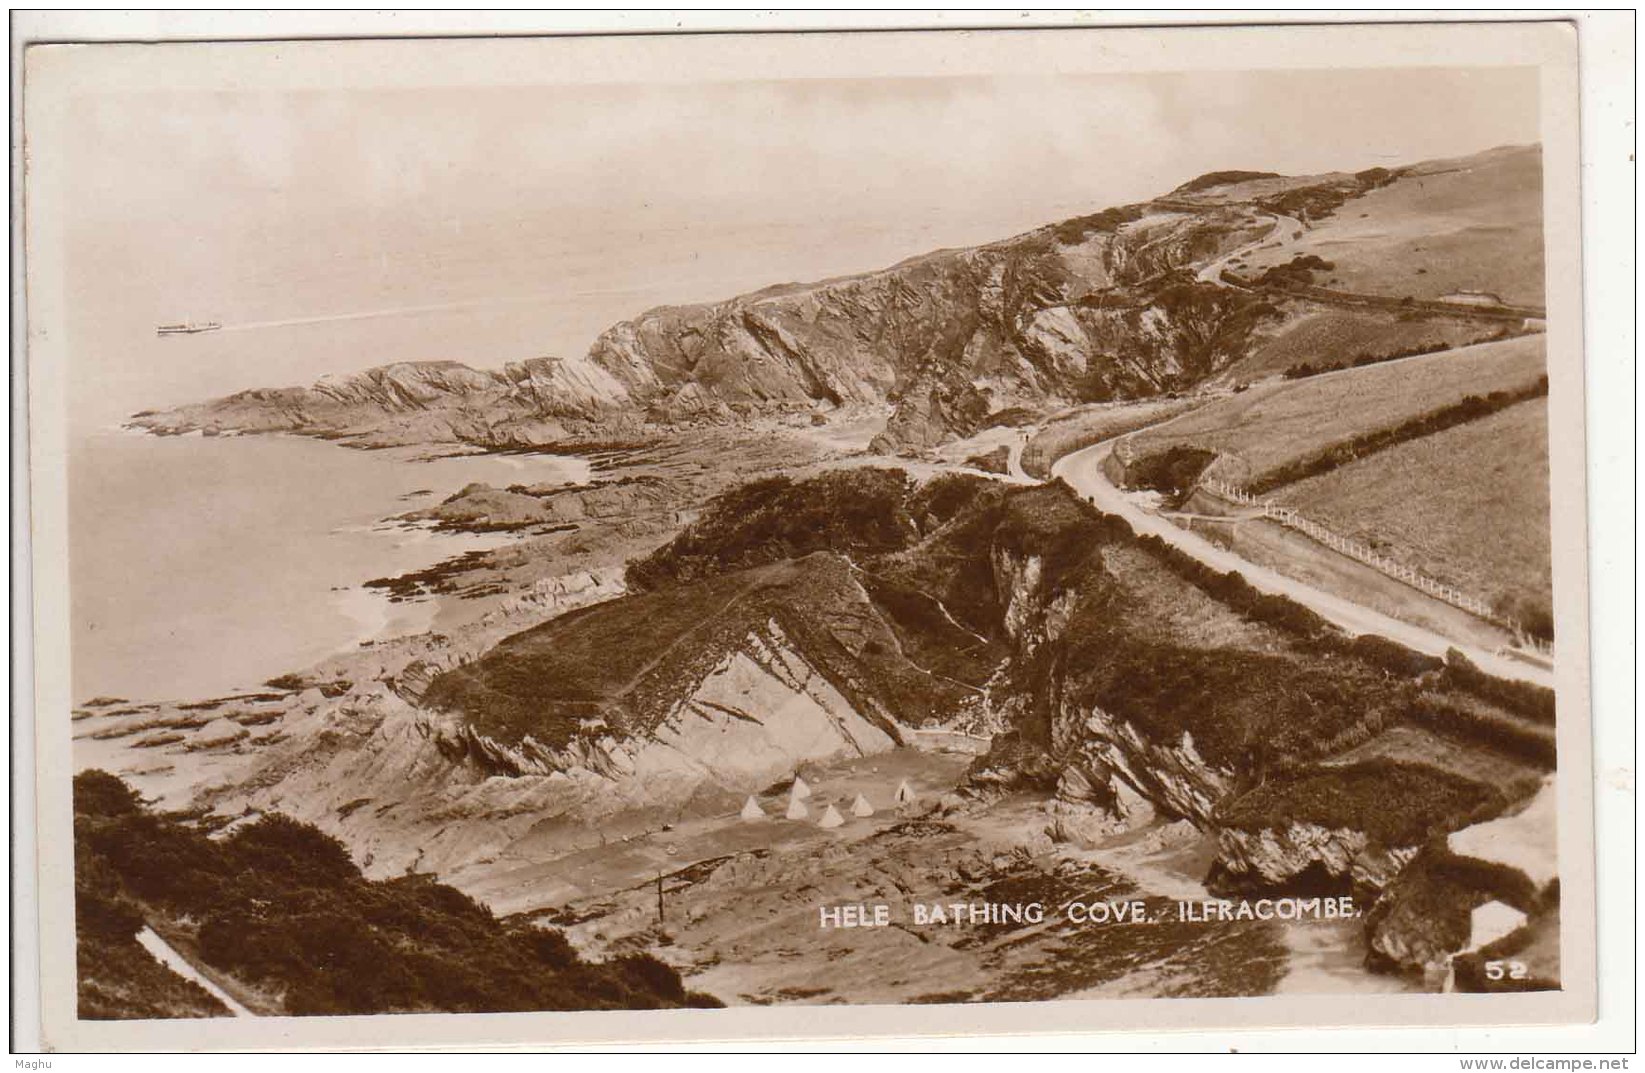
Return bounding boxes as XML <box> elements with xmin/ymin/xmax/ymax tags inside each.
<box><xmin>1237</xmin><ymin>145</ymin><xmax>1544</xmax><ymax>308</ymax></box>
<box><xmin>1227</xmin><ymin>306</ymin><xmax>1520</xmax><ymax>382</ymax></box>
<box><xmin>1121</xmin><ymin>333</ymin><xmax>1546</xmax><ymax>485</ymax></box>
<box><xmin>1271</xmin><ymin>397</ymin><xmax>1551</xmax><ymax>610</ymax></box>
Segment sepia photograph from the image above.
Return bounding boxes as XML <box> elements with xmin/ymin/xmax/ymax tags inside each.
<box><xmin>17</xmin><ymin>14</ymin><xmax>1612</xmax><ymax>1051</ymax></box>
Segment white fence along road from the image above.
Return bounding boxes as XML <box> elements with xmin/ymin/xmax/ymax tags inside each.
<box><xmin>1051</xmin><ymin>440</ymin><xmax>1553</xmax><ymax>688</ymax></box>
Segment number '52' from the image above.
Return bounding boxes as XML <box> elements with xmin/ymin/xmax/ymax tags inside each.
<box><xmin>1484</xmin><ymin>960</ymin><xmax>1529</xmax><ymax>981</ymax></box>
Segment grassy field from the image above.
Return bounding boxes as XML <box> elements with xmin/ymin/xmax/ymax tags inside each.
<box><xmin>1225</xmin><ymin>305</ymin><xmax>1526</xmax><ymax>382</ymax></box>
<box><xmin>1120</xmin><ymin>333</ymin><xmax>1546</xmax><ymax>485</ymax></box>
<box><xmin>1236</xmin><ymin>145</ymin><xmax>1544</xmax><ymax>308</ymax></box>
<box><xmin>1272</xmin><ymin>397</ymin><xmax>1551</xmax><ymax>613</ymax></box>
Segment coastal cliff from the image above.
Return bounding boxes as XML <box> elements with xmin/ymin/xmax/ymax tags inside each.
<box><xmin>129</xmin><ymin>189</ymin><xmax>1300</xmax><ymax>452</ymax></box>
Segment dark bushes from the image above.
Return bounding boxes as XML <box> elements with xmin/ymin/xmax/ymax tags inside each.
<box><xmin>1405</xmin><ymin>695</ymin><xmax>1556</xmax><ymax>768</ymax></box>
<box><xmin>626</xmin><ymin>468</ymin><xmax>921</xmax><ymax>590</ymax></box>
<box><xmin>73</xmin><ymin>771</ymin><xmax>717</xmax><ymax>1018</ymax></box>
<box><xmin>1125</xmin><ymin>446</ymin><xmax>1218</xmax><ymax>502</ymax></box>
<box><xmin>1347</xmin><ymin>634</ymin><xmax>1446</xmax><ymax>678</ymax></box>
<box><xmin>1441</xmin><ymin>649</ymin><xmax>1556</xmax><ymax>726</ymax></box>
<box><xmin>908</xmin><ymin>472</ymin><xmax>1000</xmax><ymax>529</ymax></box>
<box><xmin>1256</xmin><ymin>254</ymin><xmax>1337</xmax><ymax>288</ymax></box>
<box><xmin>1049</xmin><ymin>204</ymin><xmax>1147</xmax><ymax>245</ymax></box>
<box><xmin>223</xmin><ymin>813</ymin><xmax>358</xmax><ymax>890</ymax></box>
<box><xmin>73</xmin><ymin>769</ymin><xmax>145</xmax><ymax>818</ymax></box>
<box><xmin>1494</xmin><ymin>592</ymin><xmax>1555</xmax><ymax>644</ymax></box>
<box><xmin>1172</xmin><ymin>170</ymin><xmax>1281</xmax><ymax>195</ymax></box>
<box><xmin>1217</xmin><ymin>760</ymin><xmax>1506</xmax><ymax>845</ymax></box>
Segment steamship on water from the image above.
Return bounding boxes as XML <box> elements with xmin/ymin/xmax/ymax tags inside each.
<box><xmin>156</xmin><ymin>321</ymin><xmax>222</xmax><ymax>336</ymax></box>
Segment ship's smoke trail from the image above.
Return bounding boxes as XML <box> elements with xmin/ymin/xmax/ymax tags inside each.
<box><xmin>220</xmin><ymin>298</ymin><xmax>527</xmax><ymax>333</ymax></box>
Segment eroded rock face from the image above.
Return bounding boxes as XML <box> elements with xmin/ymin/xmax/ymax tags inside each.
<box><xmin>1064</xmin><ymin>710</ymin><xmax>1233</xmax><ymax>828</ymax></box>
<box><xmin>423</xmin><ymin>620</ymin><xmax>898</xmax><ymax>786</ymax></box>
<box><xmin>869</xmin><ymin>371</ymin><xmax>992</xmax><ymax>454</ymax></box>
<box><xmin>403</xmin><ymin>477</ymin><xmax>681</xmax><ymax>533</ymax></box>
<box><xmin>129</xmin><ymin>356</ymin><xmax>635</xmax><ymax>448</ymax></box>
<box><xmin>1213</xmin><ymin>824</ymin><xmax>1420</xmax><ymax>892</ymax></box>
<box><xmin>591</xmin><ymin>216</ymin><xmax>1274</xmax><ymax>454</ymax></box>
<box><xmin>995</xmin><ymin>551</ymin><xmax>1078</xmax><ymax>650</ymax></box>
<box><xmin>1045</xmin><ymin>763</ymin><xmax>1158</xmax><ymax>847</ymax></box>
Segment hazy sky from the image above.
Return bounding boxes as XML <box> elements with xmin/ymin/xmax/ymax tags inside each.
<box><xmin>33</xmin><ymin>43</ymin><xmax>1540</xmax><ymax>430</ymax></box>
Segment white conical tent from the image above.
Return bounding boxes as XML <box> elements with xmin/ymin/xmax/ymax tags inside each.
<box><xmin>818</xmin><ymin>804</ymin><xmax>845</xmax><ymax>829</ymax></box>
<box><xmin>790</xmin><ymin>775</ymin><xmax>812</xmax><ymax>800</ymax></box>
<box><xmin>785</xmin><ymin>796</ymin><xmax>810</xmax><ymax>820</ymax></box>
<box><xmin>740</xmin><ymin>796</ymin><xmax>765</xmax><ymax>821</ymax></box>
<box><xmin>894</xmin><ymin>779</ymin><xmax>916</xmax><ymax>805</ymax></box>
<box><xmin>850</xmin><ymin>793</ymin><xmax>875</xmax><ymax>818</ymax></box>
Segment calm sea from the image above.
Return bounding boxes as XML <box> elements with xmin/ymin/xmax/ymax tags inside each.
<box><xmin>69</xmin><ymin>430</ymin><xmax>588</xmax><ymax>703</ymax></box>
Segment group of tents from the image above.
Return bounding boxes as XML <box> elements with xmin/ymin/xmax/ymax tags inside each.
<box><xmin>739</xmin><ymin>774</ymin><xmax>917</xmax><ymax>828</ymax></box>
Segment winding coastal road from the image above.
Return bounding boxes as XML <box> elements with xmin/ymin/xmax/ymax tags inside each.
<box><xmin>1050</xmin><ymin>439</ymin><xmax>1554</xmax><ymax>689</ymax></box>
<box><xmin>1193</xmin><ymin>212</ymin><xmax>1304</xmax><ymax>286</ymax></box>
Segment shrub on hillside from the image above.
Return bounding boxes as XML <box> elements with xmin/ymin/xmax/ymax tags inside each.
<box><xmin>1346</xmin><ymin>635</ymin><xmax>1446</xmax><ymax>678</ymax></box>
<box><xmin>1441</xmin><ymin>649</ymin><xmax>1556</xmax><ymax>726</ymax></box>
<box><xmin>1049</xmin><ymin>204</ymin><xmax>1148</xmax><ymax>245</ymax></box>
<box><xmin>1494</xmin><ymin>592</ymin><xmax>1555</xmax><ymax>645</ymax></box>
<box><xmin>1171</xmin><ymin>170</ymin><xmax>1282</xmax><ymax>195</ymax></box>
<box><xmin>1405</xmin><ymin>695</ymin><xmax>1556</xmax><ymax>768</ymax></box>
<box><xmin>1256</xmin><ymin>254</ymin><xmax>1337</xmax><ymax>288</ymax></box>
<box><xmin>1217</xmin><ymin>759</ymin><xmax>1506</xmax><ymax>845</ymax></box>
<box><xmin>73</xmin><ymin>771</ymin><xmax>719</xmax><ymax>1018</ymax></box>
<box><xmin>1125</xmin><ymin>446</ymin><xmax>1218</xmax><ymax>502</ymax></box>
<box><xmin>73</xmin><ymin>769</ymin><xmax>145</xmax><ymax>818</ymax></box>
<box><xmin>625</xmin><ymin>468</ymin><xmax>920</xmax><ymax>590</ymax></box>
